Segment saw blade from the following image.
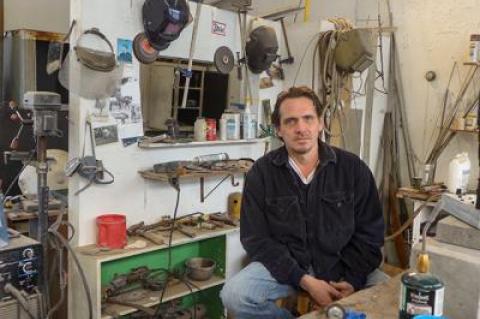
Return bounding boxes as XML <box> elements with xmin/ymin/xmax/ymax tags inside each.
<box><xmin>214</xmin><ymin>46</ymin><xmax>235</xmax><ymax>74</ymax></box>
<box><xmin>133</xmin><ymin>32</ymin><xmax>159</xmax><ymax>64</ymax></box>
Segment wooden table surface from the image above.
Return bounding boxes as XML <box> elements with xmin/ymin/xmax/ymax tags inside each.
<box><xmin>299</xmin><ymin>274</ymin><xmax>402</xmax><ymax>319</ymax></box>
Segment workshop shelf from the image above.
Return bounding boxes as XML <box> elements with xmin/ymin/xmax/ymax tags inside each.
<box><xmin>101</xmin><ymin>275</ymin><xmax>225</xmax><ymax>318</ymax></box>
<box><xmin>139</xmin><ymin>162</ymin><xmax>251</xmax><ymax>202</ymax></box>
<box><xmin>138</xmin><ymin>168</ymin><xmax>249</xmax><ymax>183</ymax></box>
<box><xmin>72</xmin><ymin>226</ymin><xmax>239</xmax><ymax>318</ymax></box>
<box><xmin>138</xmin><ymin>137</ymin><xmax>270</xmax><ymax>149</ymax></box>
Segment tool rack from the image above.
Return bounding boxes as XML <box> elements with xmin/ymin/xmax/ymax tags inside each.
<box><xmin>71</xmin><ymin>225</ymin><xmax>239</xmax><ymax>318</ymax></box>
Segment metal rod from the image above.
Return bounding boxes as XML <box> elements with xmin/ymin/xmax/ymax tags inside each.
<box><xmin>36</xmin><ymin>136</ymin><xmax>50</xmax><ymax>310</ymax></box>
<box><xmin>181</xmin><ymin>1</ymin><xmax>202</xmax><ymax>109</ymax></box>
<box><xmin>476</xmin><ymin>88</ymin><xmax>480</xmax><ymax>208</ymax></box>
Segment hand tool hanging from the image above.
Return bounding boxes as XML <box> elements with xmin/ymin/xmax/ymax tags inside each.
<box><xmin>181</xmin><ymin>0</ymin><xmax>203</xmax><ymax>109</ymax></box>
<box><xmin>66</xmin><ymin>119</ymin><xmax>114</xmax><ymax>195</ymax></box>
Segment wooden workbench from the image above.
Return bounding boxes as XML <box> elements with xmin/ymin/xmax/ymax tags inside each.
<box><xmin>299</xmin><ymin>274</ymin><xmax>402</xmax><ymax>319</ymax></box>
<box><xmin>6</xmin><ymin>209</ymin><xmax>65</xmax><ymax>237</ymax></box>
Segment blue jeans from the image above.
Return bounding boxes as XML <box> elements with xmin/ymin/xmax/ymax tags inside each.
<box><xmin>220</xmin><ymin>262</ymin><xmax>389</xmax><ymax>319</ymax></box>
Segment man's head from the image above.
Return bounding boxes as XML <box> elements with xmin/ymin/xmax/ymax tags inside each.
<box><xmin>272</xmin><ymin>86</ymin><xmax>324</xmax><ymax>155</ymax></box>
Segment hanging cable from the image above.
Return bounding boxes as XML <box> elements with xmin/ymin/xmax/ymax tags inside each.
<box><xmin>312</xmin><ymin>18</ymin><xmax>353</xmax><ymax>142</ymax></box>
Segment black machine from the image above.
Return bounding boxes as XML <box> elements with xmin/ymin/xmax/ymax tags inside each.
<box><xmin>0</xmin><ymin>235</ymin><xmax>42</xmax><ymax>301</ymax></box>
<box><xmin>134</xmin><ymin>0</ymin><xmax>192</xmax><ymax>64</ymax></box>
<box><xmin>245</xmin><ymin>25</ymin><xmax>279</xmax><ymax>74</ymax></box>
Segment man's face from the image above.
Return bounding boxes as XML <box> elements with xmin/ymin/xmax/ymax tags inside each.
<box><xmin>276</xmin><ymin>97</ymin><xmax>323</xmax><ymax>155</ymax></box>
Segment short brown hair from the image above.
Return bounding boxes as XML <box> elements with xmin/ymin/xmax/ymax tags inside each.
<box><xmin>271</xmin><ymin>86</ymin><xmax>324</xmax><ymax>127</ymax></box>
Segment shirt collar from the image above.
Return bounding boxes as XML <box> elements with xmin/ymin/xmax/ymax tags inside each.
<box><xmin>271</xmin><ymin>140</ymin><xmax>337</xmax><ymax>167</ymax></box>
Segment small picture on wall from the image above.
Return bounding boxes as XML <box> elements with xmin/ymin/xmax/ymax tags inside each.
<box><xmin>117</xmin><ymin>38</ymin><xmax>133</xmax><ymax>64</ymax></box>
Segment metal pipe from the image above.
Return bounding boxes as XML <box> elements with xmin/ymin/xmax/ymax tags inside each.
<box><xmin>36</xmin><ymin>136</ymin><xmax>50</xmax><ymax>311</ymax></box>
<box><xmin>181</xmin><ymin>1</ymin><xmax>203</xmax><ymax>109</ymax></box>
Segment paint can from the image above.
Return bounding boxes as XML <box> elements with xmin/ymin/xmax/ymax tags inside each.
<box><xmin>399</xmin><ymin>272</ymin><xmax>444</xmax><ymax>319</ymax></box>
<box><xmin>205</xmin><ymin>118</ymin><xmax>217</xmax><ymax>141</ymax></box>
<box><xmin>469</xmin><ymin>34</ymin><xmax>480</xmax><ymax>62</ymax></box>
<box><xmin>223</xmin><ymin>112</ymin><xmax>241</xmax><ymax>140</ymax></box>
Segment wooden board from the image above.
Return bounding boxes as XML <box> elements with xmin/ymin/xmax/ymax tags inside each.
<box><xmin>76</xmin><ymin>225</ymin><xmax>239</xmax><ymax>262</ymax></box>
<box><xmin>299</xmin><ymin>274</ymin><xmax>402</xmax><ymax>319</ymax></box>
<box><xmin>139</xmin><ymin>168</ymin><xmax>249</xmax><ymax>182</ymax></box>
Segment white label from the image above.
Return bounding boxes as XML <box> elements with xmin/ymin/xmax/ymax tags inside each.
<box><xmin>433</xmin><ymin>287</ymin><xmax>444</xmax><ymax>315</ymax></box>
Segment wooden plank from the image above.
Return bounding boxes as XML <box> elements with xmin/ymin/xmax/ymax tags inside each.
<box><xmin>139</xmin><ymin>168</ymin><xmax>249</xmax><ymax>182</ymax></box>
<box><xmin>138</xmin><ymin>138</ymin><xmax>269</xmax><ymax>149</ymax></box>
<box><xmin>299</xmin><ymin>274</ymin><xmax>402</xmax><ymax>319</ymax></box>
<box><xmin>76</xmin><ymin>225</ymin><xmax>239</xmax><ymax>262</ymax></box>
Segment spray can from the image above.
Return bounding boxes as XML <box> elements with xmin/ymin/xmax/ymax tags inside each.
<box><xmin>205</xmin><ymin>118</ymin><xmax>217</xmax><ymax>141</ymax></box>
<box><xmin>399</xmin><ymin>272</ymin><xmax>445</xmax><ymax>319</ymax></box>
<box><xmin>218</xmin><ymin>116</ymin><xmax>227</xmax><ymax>141</ymax></box>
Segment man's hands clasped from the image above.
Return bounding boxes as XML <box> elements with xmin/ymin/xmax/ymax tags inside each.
<box><xmin>299</xmin><ymin>275</ymin><xmax>354</xmax><ymax>307</ymax></box>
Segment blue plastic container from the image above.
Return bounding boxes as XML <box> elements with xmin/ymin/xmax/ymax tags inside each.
<box><xmin>0</xmin><ymin>193</ymin><xmax>9</xmax><ymax>248</ymax></box>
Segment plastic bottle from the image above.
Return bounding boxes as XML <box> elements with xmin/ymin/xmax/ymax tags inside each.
<box><xmin>447</xmin><ymin>153</ymin><xmax>471</xmax><ymax>194</ymax></box>
<box><xmin>224</xmin><ymin>113</ymin><xmax>240</xmax><ymax>140</ymax></box>
<box><xmin>218</xmin><ymin>116</ymin><xmax>227</xmax><ymax>141</ymax></box>
<box><xmin>194</xmin><ymin>117</ymin><xmax>207</xmax><ymax>141</ymax></box>
<box><xmin>242</xmin><ymin>106</ymin><xmax>257</xmax><ymax>139</ymax></box>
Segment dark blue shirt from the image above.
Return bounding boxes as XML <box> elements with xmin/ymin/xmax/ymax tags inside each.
<box><xmin>240</xmin><ymin>141</ymin><xmax>385</xmax><ymax>291</ymax></box>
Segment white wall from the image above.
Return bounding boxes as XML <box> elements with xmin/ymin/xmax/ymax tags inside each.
<box><xmin>68</xmin><ymin>0</ymin><xmax>283</xmax><ymax>246</ymax></box>
<box><xmin>4</xmin><ymin>0</ymin><xmax>69</xmax><ymax>32</ymax></box>
<box><xmin>390</xmin><ymin>0</ymin><xmax>480</xmax><ymax>188</ymax></box>
<box><xmin>256</xmin><ymin>0</ymin><xmax>480</xmax><ymax>188</ymax></box>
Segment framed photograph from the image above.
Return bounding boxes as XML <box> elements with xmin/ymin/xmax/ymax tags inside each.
<box><xmin>212</xmin><ymin>21</ymin><xmax>226</xmax><ymax>36</ymax></box>
<box><xmin>117</xmin><ymin>38</ymin><xmax>133</xmax><ymax>64</ymax></box>
<box><xmin>93</xmin><ymin>125</ymin><xmax>119</xmax><ymax>145</ymax></box>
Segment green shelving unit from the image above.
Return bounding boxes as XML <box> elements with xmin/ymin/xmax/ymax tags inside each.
<box><xmin>72</xmin><ymin>226</ymin><xmax>239</xmax><ymax>319</ymax></box>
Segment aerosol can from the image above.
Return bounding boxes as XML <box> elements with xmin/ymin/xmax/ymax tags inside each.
<box><xmin>399</xmin><ymin>253</ymin><xmax>445</xmax><ymax>319</ymax></box>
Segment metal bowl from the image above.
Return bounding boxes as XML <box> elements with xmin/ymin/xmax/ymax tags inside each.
<box><xmin>185</xmin><ymin>257</ymin><xmax>216</xmax><ymax>281</ymax></box>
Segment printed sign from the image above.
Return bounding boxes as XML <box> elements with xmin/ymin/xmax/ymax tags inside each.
<box><xmin>212</xmin><ymin>21</ymin><xmax>226</xmax><ymax>36</ymax></box>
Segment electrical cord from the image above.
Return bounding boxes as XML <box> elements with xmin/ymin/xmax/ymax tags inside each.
<box><xmin>153</xmin><ymin>182</ymin><xmax>181</xmax><ymax>317</ymax></box>
<box><xmin>4</xmin><ymin>283</ymin><xmax>38</xmax><ymax>319</ymax></box>
<box><xmin>47</xmin><ymin>219</ymin><xmax>93</xmax><ymax>319</ymax></box>
<box><xmin>384</xmin><ymin>194</ymin><xmax>441</xmax><ymax>241</ymax></box>
<box><xmin>46</xmin><ymin>210</ymin><xmax>68</xmax><ymax>319</ymax></box>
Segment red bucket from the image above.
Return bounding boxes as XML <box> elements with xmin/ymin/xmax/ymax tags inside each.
<box><xmin>96</xmin><ymin>214</ymin><xmax>127</xmax><ymax>249</ymax></box>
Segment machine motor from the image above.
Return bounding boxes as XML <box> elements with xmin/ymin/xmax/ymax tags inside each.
<box><xmin>0</xmin><ymin>234</ymin><xmax>42</xmax><ymax>300</ymax></box>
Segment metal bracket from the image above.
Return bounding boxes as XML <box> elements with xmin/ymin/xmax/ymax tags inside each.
<box><xmin>199</xmin><ymin>174</ymin><xmax>239</xmax><ymax>202</ymax></box>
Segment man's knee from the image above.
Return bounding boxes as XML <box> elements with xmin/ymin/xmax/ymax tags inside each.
<box><xmin>221</xmin><ymin>277</ymin><xmax>250</xmax><ymax>312</ymax></box>
<box><xmin>221</xmin><ymin>272</ymin><xmax>266</xmax><ymax>313</ymax></box>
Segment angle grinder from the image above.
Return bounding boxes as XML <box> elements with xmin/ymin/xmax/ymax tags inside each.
<box><xmin>133</xmin><ymin>32</ymin><xmax>159</xmax><ymax>64</ymax></box>
<box><xmin>214</xmin><ymin>46</ymin><xmax>235</xmax><ymax>74</ymax></box>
